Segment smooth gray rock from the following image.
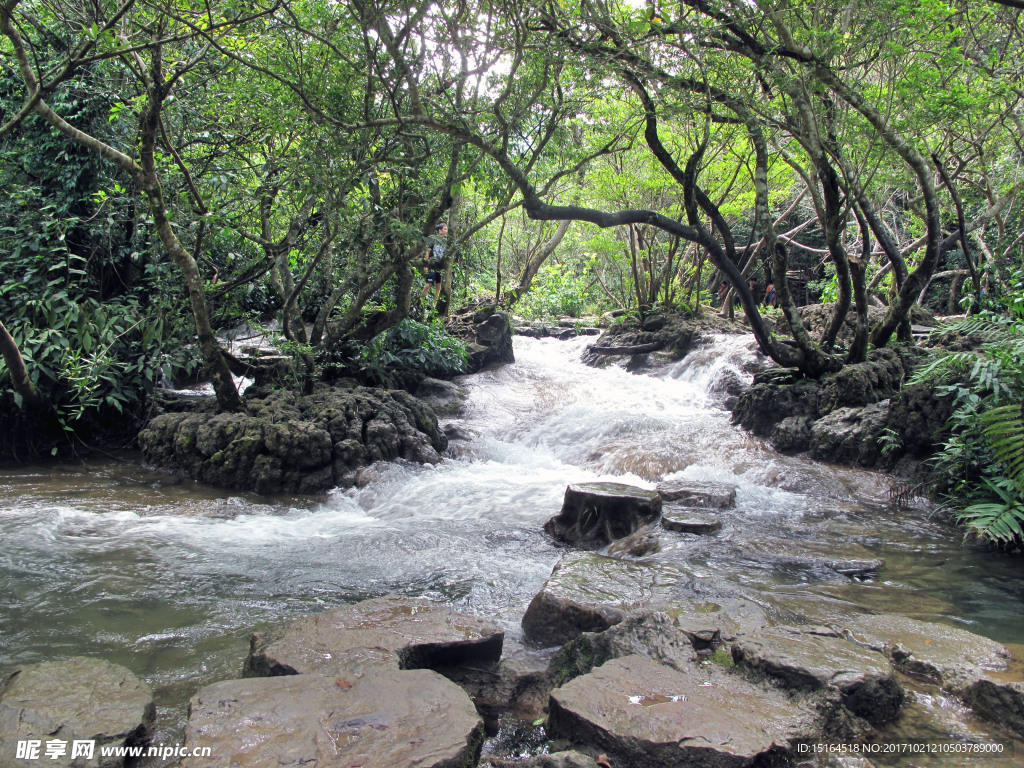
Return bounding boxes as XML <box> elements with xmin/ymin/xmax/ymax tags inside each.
<box><xmin>544</xmin><ymin>482</ymin><xmax>662</xmax><ymax>549</ymax></box>
<box><xmin>739</xmin><ymin>538</ymin><xmax>884</xmax><ymax>578</ymax></box>
<box><xmin>732</xmin><ymin>626</ymin><xmax>903</xmax><ymax>726</ymax></box>
<box><xmin>841</xmin><ymin>614</ymin><xmax>1009</xmax><ymax>690</ymax></box>
<box><xmin>182</xmin><ymin>670</ymin><xmax>483</xmax><ymax>768</ymax></box>
<box><xmin>520</xmin><ymin>553</ymin><xmax>694</xmax><ymax>647</ymax></box>
<box><xmin>415</xmin><ymin>377</ymin><xmax>467</xmax><ymax>416</ymax></box>
<box><xmin>661</xmin><ymin>508</ymin><xmax>722</xmax><ymax>534</ymax></box>
<box><xmin>0</xmin><ymin>658</ymin><xmax>155</xmax><ymax>768</ymax></box>
<box><xmin>548</xmin><ymin>655</ymin><xmax>821</xmax><ymax>768</ymax></box>
<box><xmin>656</xmin><ymin>480</ymin><xmax>737</xmax><ymax>508</ymax></box>
<box><xmin>244</xmin><ymin>596</ymin><xmax>503</xmax><ymax>678</ymax></box>
<box><xmin>960</xmin><ymin>677</ymin><xmax>1024</xmax><ymax>737</ymax></box>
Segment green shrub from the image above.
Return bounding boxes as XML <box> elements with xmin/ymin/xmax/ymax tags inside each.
<box><xmin>358</xmin><ymin>319</ymin><xmax>468</xmax><ymax>382</ymax></box>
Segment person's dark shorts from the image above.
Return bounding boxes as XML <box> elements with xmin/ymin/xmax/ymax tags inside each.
<box><xmin>426</xmin><ymin>270</ymin><xmax>441</xmax><ymax>284</ymax></box>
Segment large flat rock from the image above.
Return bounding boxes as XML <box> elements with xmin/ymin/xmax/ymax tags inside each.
<box><xmin>841</xmin><ymin>614</ymin><xmax>1009</xmax><ymax>690</ymax></box>
<box><xmin>738</xmin><ymin>538</ymin><xmax>884</xmax><ymax>578</ymax></box>
<box><xmin>0</xmin><ymin>658</ymin><xmax>155</xmax><ymax>767</ymax></box>
<box><xmin>544</xmin><ymin>482</ymin><xmax>661</xmax><ymax>549</ymax></box>
<box><xmin>182</xmin><ymin>669</ymin><xmax>483</xmax><ymax>768</ymax></box>
<box><xmin>244</xmin><ymin>596</ymin><xmax>503</xmax><ymax>677</ymax></box>
<box><xmin>548</xmin><ymin>655</ymin><xmax>821</xmax><ymax>767</ymax></box>
<box><xmin>521</xmin><ymin>553</ymin><xmax>695</xmax><ymax>647</ymax></box>
<box><xmin>732</xmin><ymin>626</ymin><xmax>903</xmax><ymax>725</ymax></box>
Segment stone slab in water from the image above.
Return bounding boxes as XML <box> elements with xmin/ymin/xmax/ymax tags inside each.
<box><xmin>182</xmin><ymin>669</ymin><xmax>483</xmax><ymax>768</ymax></box>
<box><xmin>0</xmin><ymin>658</ymin><xmax>155</xmax><ymax>767</ymax></box>
<box><xmin>739</xmin><ymin>537</ymin><xmax>884</xmax><ymax>578</ymax></box>
<box><xmin>661</xmin><ymin>508</ymin><xmax>723</xmax><ymax>534</ymax></box>
<box><xmin>244</xmin><ymin>596</ymin><xmax>503</xmax><ymax>677</ymax></box>
<box><xmin>961</xmin><ymin>677</ymin><xmax>1024</xmax><ymax>738</ymax></box>
<box><xmin>732</xmin><ymin>626</ymin><xmax>903</xmax><ymax>726</ymax></box>
<box><xmin>656</xmin><ymin>479</ymin><xmax>737</xmax><ymax>508</ymax></box>
<box><xmin>548</xmin><ymin>654</ymin><xmax>820</xmax><ymax>768</ymax></box>
<box><xmin>841</xmin><ymin>614</ymin><xmax>1009</xmax><ymax>690</ymax></box>
<box><xmin>544</xmin><ymin>482</ymin><xmax>661</xmax><ymax>549</ymax></box>
<box><xmin>521</xmin><ymin>552</ymin><xmax>695</xmax><ymax>647</ymax></box>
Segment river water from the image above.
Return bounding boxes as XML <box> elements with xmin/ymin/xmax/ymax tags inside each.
<box><xmin>1</xmin><ymin>334</ymin><xmax>1022</xmax><ymax>765</ymax></box>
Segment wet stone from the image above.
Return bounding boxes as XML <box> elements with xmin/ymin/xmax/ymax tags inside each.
<box><xmin>544</xmin><ymin>482</ymin><xmax>662</xmax><ymax>549</ymax></box>
<box><xmin>667</xmin><ymin>599</ymin><xmax>769</xmax><ymax>649</ymax></box>
<box><xmin>548</xmin><ymin>654</ymin><xmax>822</xmax><ymax>768</ymax></box>
<box><xmin>0</xmin><ymin>658</ymin><xmax>155</xmax><ymax>767</ymax></box>
<box><xmin>732</xmin><ymin>626</ymin><xmax>904</xmax><ymax>726</ymax></box>
<box><xmin>841</xmin><ymin>614</ymin><xmax>1009</xmax><ymax>690</ymax></box>
<box><xmin>182</xmin><ymin>669</ymin><xmax>484</xmax><ymax>768</ymax></box>
<box><xmin>244</xmin><ymin>596</ymin><xmax>503</xmax><ymax>678</ymax></box>
<box><xmin>521</xmin><ymin>552</ymin><xmax>695</xmax><ymax>647</ymax></box>
<box><xmin>960</xmin><ymin>677</ymin><xmax>1024</xmax><ymax>738</ymax></box>
<box><xmin>656</xmin><ymin>479</ymin><xmax>737</xmax><ymax>508</ymax></box>
<box><xmin>661</xmin><ymin>507</ymin><xmax>723</xmax><ymax>535</ymax></box>
<box><xmin>739</xmin><ymin>538</ymin><xmax>884</xmax><ymax>578</ymax></box>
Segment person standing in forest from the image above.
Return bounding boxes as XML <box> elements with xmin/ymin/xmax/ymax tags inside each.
<box><xmin>421</xmin><ymin>222</ymin><xmax>448</xmax><ymax>308</ymax></box>
<box><xmin>764</xmin><ymin>282</ymin><xmax>777</xmax><ymax>308</ymax></box>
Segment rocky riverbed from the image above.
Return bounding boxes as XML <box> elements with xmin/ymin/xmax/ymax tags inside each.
<box><xmin>1</xmin><ymin>331</ymin><xmax>1021</xmax><ymax>768</ymax></box>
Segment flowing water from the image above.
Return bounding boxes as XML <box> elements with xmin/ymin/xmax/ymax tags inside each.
<box><xmin>1</xmin><ymin>335</ymin><xmax>1023</xmax><ymax>765</ymax></box>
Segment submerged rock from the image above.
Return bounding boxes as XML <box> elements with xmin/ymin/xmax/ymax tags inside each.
<box><xmin>244</xmin><ymin>596</ymin><xmax>503</xmax><ymax>678</ymax></box>
<box><xmin>544</xmin><ymin>482</ymin><xmax>662</xmax><ymax>549</ymax></box>
<box><xmin>0</xmin><ymin>658</ymin><xmax>155</xmax><ymax>767</ymax></box>
<box><xmin>182</xmin><ymin>669</ymin><xmax>483</xmax><ymax>768</ymax></box>
<box><xmin>841</xmin><ymin>614</ymin><xmax>1009</xmax><ymax>691</ymax></box>
<box><xmin>521</xmin><ymin>553</ymin><xmax>694</xmax><ymax>647</ymax></box>
<box><xmin>656</xmin><ymin>480</ymin><xmax>737</xmax><ymax>509</ymax></box>
<box><xmin>739</xmin><ymin>538</ymin><xmax>885</xmax><ymax>579</ymax></box>
<box><xmin>732</xmin><ymin>626</ymin><xmax>904</xmax><ymax>726</ymax></box>
<box><xmin>140</xmin><ymin>384</ymin><xmax>447</xmax><ymax>494</ymax></box>
<box><xmin>548</xmin><ymin>654</ymin><xmax>822</xmax><ymax>768</ymax></box>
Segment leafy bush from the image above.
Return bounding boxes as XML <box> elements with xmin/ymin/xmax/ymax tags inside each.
<box><xmin>912</xmin><ymin>285</ymin><xmax>1024</xmax><ymax>548</ymax></box>
<box><xmin>358</xmin><ymin>319</ymin><xmax>468</xmax><ymax>383</ymax></box>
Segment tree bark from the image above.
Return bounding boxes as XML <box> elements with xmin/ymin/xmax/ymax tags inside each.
<box><xmin>503</xmin><ymin>219</ymin><xmax>571</xmax><ymax>308</ymax></box>
<box><xmin>0</xmin><ymin>319</ymin><xmax>41</xmax><ymax>407</ymax></box>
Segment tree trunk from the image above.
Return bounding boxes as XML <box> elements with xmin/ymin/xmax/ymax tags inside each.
<box><xmin>0</xmin><ymin>319</ymin><xmax>41</xmax><ymax>407</ymax></box>
<box><xmin>503</xmin><ymin>219</ymin><xmax>571</xmax><ymax>308</ymax></box>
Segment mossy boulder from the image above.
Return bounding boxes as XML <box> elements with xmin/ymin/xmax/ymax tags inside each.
<box><xmin>139</xmin><ymin>383</ymin><xmax>446</xmax><ymax>494</ymax></box>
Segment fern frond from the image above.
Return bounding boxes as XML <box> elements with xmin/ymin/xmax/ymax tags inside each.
<box><xmin>958</xmin><ymin>499</ymin><xmax>1024</xmax><ymax>545</ymax></box>
<box><xmin>907</xmin><ymin>350</ymin><xmax>981</xmax><ymax>386</ymax></box>
<box><xmin>982</xmin><ymin>404</ymin><xmax>1024</xmax><ymax>492</ymax></box>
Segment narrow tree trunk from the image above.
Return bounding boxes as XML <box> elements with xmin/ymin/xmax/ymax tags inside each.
<box><xmin>504</xmin><ymin>219</ymin><xmax>570</xmax><ymax>308</ymax></box>
<box><xmin>0</xmin><ymin>319</ymin><xmax>41</xmax><ymax>407</ymax></box>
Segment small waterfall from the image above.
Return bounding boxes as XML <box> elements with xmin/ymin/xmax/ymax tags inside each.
<box><xmin>667</xmin><ymin>334</ymin><xmax>766</xmax><ymax>404</ymax></box>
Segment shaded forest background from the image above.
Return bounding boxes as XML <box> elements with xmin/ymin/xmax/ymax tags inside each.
<box><xmin>2</xmin><ymin>0</ymin><xmax>1023</xmax><ymax>540</ymax></box>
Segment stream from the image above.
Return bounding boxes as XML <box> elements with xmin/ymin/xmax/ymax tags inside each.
<box><xmin>1</xmin><ymin>334</ymin><xmax>1023</xmax><ymax>766</ymax></box>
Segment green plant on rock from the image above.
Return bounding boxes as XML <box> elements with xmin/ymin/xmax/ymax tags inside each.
<box><xmin>358</xmin><ymin>318</ymin><xmax>468</xmax><ymax>384</ymax></box>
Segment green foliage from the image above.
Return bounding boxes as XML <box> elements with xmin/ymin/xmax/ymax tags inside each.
<box><xmin>913</xmin><ymin>286</ymin><xmax>1024</xmax><ymax>548</ymax></box>
<box><xmin>517</xmin><ymin>262</ymin><xmax>593</xmax><ymax>319</ymax></box>
<box><xmin>358</xmin><ymin>319</ymin><xmax>468</xmax><ymax>383</ymax></box>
